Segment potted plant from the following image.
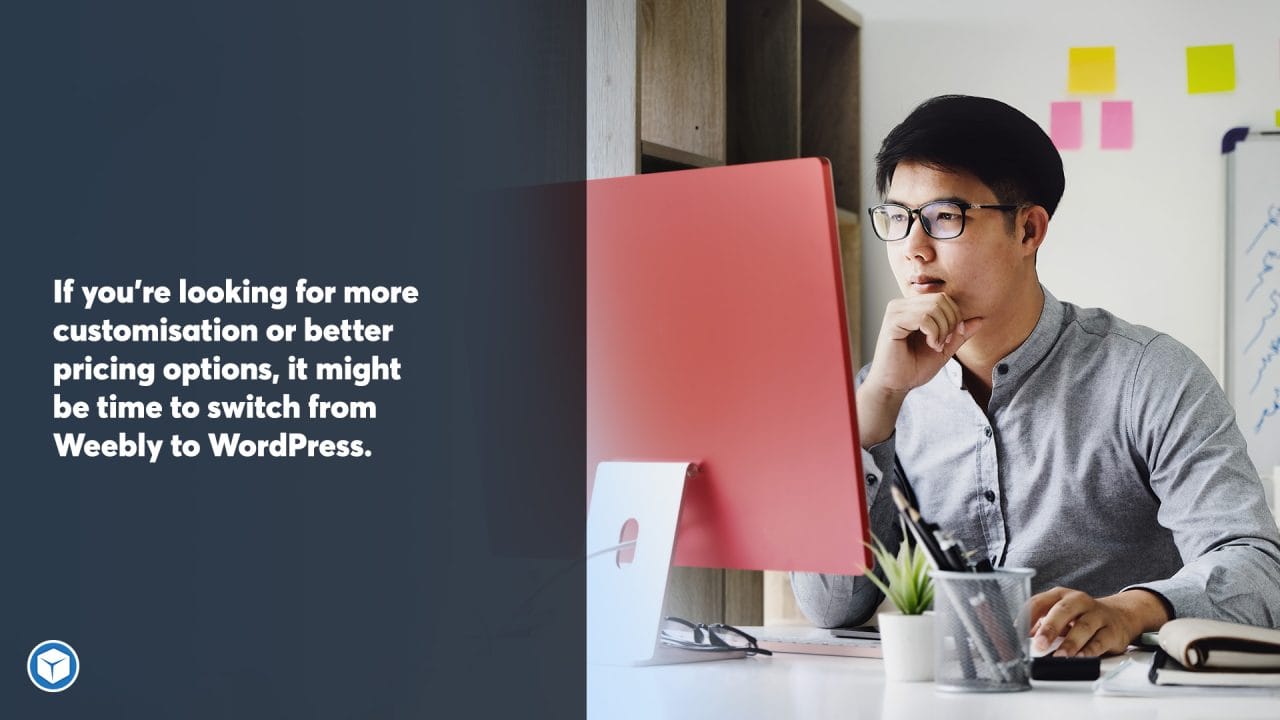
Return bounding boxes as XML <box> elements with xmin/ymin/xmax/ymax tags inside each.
<box><xmin>864</xmin><ymin>522</ymin><xmax>935</xmax><ymax>682</ymax></box>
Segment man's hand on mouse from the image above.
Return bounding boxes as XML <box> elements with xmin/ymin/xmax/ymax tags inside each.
<box><xmin>1028</xmin><ymin>587</ymin><xmax>1170</xmax><ymax>657</ymax></box>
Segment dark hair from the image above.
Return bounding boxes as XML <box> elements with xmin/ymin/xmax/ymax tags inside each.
<box><xmin>874</xmin><ymin>95</ymin><xmax>1065</xmax><ymax>218</ymax></box>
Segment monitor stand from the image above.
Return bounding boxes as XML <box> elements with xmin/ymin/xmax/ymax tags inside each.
<box><xmin>587</xmin><ymin>461</ymin><xmax>746</xmax><ymax>665</ymax></box>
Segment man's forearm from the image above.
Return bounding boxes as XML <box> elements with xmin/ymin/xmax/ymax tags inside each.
<box><xmin>856</xmin><ymin>382</ymin><xmax>908</xmax><ymax>448</ymax></box>
<box><xmin>1103</xmin><ymin>589</ymin><xmax>1170</xmax><ymax>639</ymax></box>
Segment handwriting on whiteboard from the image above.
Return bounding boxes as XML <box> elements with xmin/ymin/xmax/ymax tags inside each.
<box><xmin>1244</xmin><ymin>203</ymin><xmax>1280</xmax><ymax>438</ymax></box>
<box><xmin>1246</xmin><ymin>249</ymin><xmax>1279</xmax><ymax>301</ymax></box>
<box><xmin>1253</xmin><ymin>336</ymin><xmax>1280</xmax><ymax>394</ymax></box>
<box><xmin>1244</xmin><ymin>290</ymin><xmax>1280</xmax><ymax>355</ymax></box>
<box><xmin>1246</xmin><ymin>204</ymin><xmax>1280</xmax><ymax>253</ymax></box>
<box><xmin>1255</xmin><ymin>386</ymin><xmax>1280</xmax><ymax>434</ymax></box>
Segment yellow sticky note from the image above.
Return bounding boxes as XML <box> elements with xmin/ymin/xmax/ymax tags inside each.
<box><xmin>1068</xmin><ymin>47</ymin><xmax>1116</xmax><ymax>93</ymax></box>
<box><xmin>1275</xmin><ymin>110</ymin><xmax>1280</xmax><ymax>128</ymax></box>
<box><xmin>1186</xmin><ymin>44</ymin><xmax>1235</xmax><ymax>94</ymax></box>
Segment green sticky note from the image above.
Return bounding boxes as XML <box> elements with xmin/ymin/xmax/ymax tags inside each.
<box><xmin>1068</xmin><ymin>47</ymin><xmax>1116</xmax><ymax>93</ymax></box>
<box><xmin>1186</xmin><ymin>44</ymin><xmax>1235</xmax><ymax>94</ymax></box>
<box><xmin>1275</xmin><ymin>109</ymin><xmax>1280</xmax><ymax>128</ymax></box>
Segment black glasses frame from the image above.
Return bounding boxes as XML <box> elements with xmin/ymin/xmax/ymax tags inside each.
<box><xmin>660</xmin><ymin>616</ymin><xmax>773</xmax><ymax>656</ymax></box>
<box><xmin>868</xmin><ymin>201</ymin><xmax>1026</xmax><ymax>242</ymax></box>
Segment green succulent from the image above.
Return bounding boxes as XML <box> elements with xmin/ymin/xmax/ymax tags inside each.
<box><xmin>862</xmin><ymin>520</ymin><xmax>935</xmax><ymax>615</ymax></box>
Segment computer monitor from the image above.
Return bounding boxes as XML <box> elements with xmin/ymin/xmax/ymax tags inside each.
<box><xmin>587</xmin><ymin>157</ymin><xmax>870</xmax><ymax>576</ymax></box>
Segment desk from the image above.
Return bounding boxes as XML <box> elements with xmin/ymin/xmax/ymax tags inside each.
<box><xmin>588</xmin><ymin>652</ymin><xmax>1280</xmax><ymax>719</ymax></box>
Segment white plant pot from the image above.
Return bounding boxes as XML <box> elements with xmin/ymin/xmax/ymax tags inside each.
<box><xmin>879</xmin><ymin>612</ymin><xmax>935</xmax><ymax>682</ymax></box>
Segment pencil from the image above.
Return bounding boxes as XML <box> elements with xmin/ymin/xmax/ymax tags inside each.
<box><xmin>889</xmin><ymin>485</ymin><xmax>955</xmax><ymax>571</ymax></box>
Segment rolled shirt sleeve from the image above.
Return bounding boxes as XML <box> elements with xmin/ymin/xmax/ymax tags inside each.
<box><xmin>1123</xmin><ymin>334</ymin><xmax>1280</xmax><ymax>625</ymax></box>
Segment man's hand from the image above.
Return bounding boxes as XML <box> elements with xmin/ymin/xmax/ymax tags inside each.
<box><xmin>1028</xmin><ymin>587</ymin><xmax>1170</xmax><ymax>657</ymax></box>
<box><xmin>865</xmin><ymin>293</ymin><xmax>981</xmax><ymax>394</ymax></box>
<box><xmin>857</xmin><ymin>294</ymin><xmax>984</xmax><ymax>446</ymax></box>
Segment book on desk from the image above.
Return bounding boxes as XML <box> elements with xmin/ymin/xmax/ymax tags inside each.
<box><xmin>1148</xmin><ymin>618</ymin><xmax>1280</xmax><ymax>688</ymax></box>
<box><xmin>1095</xmin><ymin>619</ymin><xmax>1280</xmax><ymax>696</ymax></box>
<box><xmin>1150</xmin><ymin>649</ymin><xmax>1280</xmax><ymax>687</ymax></box>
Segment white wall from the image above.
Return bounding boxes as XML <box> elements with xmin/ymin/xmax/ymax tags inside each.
<box><xmin>844</xmin><ymin>0</ymin><xmax>1280</xmax><ymax>379</ymax></box>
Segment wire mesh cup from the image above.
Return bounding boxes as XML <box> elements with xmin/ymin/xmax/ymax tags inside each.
<box><xmin>929</xmin><ymin>568</ymin><xmax>1036</xmax><ymax>692</ymax></box>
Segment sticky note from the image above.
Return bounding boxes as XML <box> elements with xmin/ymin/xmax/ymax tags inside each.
<box><xmin>1050</xmin><ymin>102</ymin><xmax>1082</xmax><ymax>151</ymax></box>
<box><xmin>1068</xmin><ymin>47</ymin><xmax>1116</xmax><ymax>93</ymax></box>
<box><xmin>1275</xmin><ymin>109</ymin><xmax>1280</xmax><ymax>128</ymax></box>
<box><xmin>1100</xmin><ymin>101</ymin><xmax>1133</xmax><ymax>150</ymax></box>
<box><xmin>1186</xmin><ymin>44</ymin><xmax>1235</xmax><ymax>94</ymax></box>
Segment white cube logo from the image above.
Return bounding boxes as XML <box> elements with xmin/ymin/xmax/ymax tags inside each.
<box><xmin>27</xmin><ymin>640</ymin><xmax>79</xmax><ymax>692</ymax></box>
<box><xmin>37</xmin><ymin>648</ymin><xmax>70</xmax><ymax>684</ymax></box>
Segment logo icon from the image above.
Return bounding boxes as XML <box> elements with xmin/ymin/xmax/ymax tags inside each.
<box><xmin>27</xmin><ymin>640</ymin><xmax>79</xmax><ymax>693</ymax></box>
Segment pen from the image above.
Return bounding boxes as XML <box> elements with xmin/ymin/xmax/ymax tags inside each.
<box><xmin>889</xmin><ymin>485</ymin><xmax>954</xmax><ymax>571</ymax></box>
<box><xmin>890</xmin><ymin>455</ymin><xmax>1014</xmax><ymax>683</ymax></box>
<box><xmin>934</xmin><ymin>529</ymin><xmax>971</xmax><ymax>573</ymax></box>
<box><xmin>970</xmin><ymin>591</ymin><xmax>1025</xmax><ymax>684</ymax></box>
<box><xmin>938</xmin><ymin>580</ymin><xmax>1009</xmax><ymax>682</ymax></box>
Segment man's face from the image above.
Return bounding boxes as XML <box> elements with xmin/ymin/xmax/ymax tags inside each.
<box><xmin>883</xmin><ymin>161</ymin><xmax>1030</xmax><ymax>320</ymax></box>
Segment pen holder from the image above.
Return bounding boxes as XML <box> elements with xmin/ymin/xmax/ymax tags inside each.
<box><xmin>930</xmin><ymin>568</ymin><xmax>1035</xmax><ymax>693</ymax></box>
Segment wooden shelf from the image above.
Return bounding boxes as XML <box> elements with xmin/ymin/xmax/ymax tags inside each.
<box><xmin>801</xmin><ymin>0</ymin><xmax>860</xmax><ymax>210</ymax></box>
<box><xmin>640</xmin><ymin>0</ymin><xmax>727</xmax><ymax>165</ymax></box>
<box><xmin>806</xmin><ymin>0</ymin><xmax>863</xmax><ymax>29</ymax></box>
<box><xmin>640</xmin><ymin>140</ymin><xmax>725</xmax><ymax>173</ymax></box>
<box><xmin>835</xmin><ymin>207</ymin><xmax>862</xmax><ymax>368</ymax></box>
<box><xmin>835</xmin><ymin>206</ymin><xmax>861</xmax><ymax>224</ymax></box>
<box><xmin>727</xmin><ymin>0</ymin><xmax>800</xmax><ymax>164</ymax></box>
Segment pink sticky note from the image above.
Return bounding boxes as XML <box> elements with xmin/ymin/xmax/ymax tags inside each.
<box><xmin>1100</xmin><ymin>100</ymin><xmax>1133</xmax><ymax>150</ymax></box>
<box><xmin>1050</xmin><ymin>101</ymin><xmax>1082</xmax><ymax>150</ymax></box>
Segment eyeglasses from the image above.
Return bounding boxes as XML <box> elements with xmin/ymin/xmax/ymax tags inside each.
<box><xmin>660</xmin><ymin>616</ymin><xmax>773</xmax><ymax>656</ymax></box>
<box><xmin>868</xmin><ymin>201</ymin><xmax>1026</xmax><ymax>242</ymax></box>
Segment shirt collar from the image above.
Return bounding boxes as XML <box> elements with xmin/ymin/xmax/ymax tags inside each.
<box><xmin>942</xmin><ymin>285</ymin><xmax>1064</xmax><ymax>388</ymax></box>
<box><xmin>1001</xmin><ymin>285</ymin><xmax>1064</xmax><ymax>377</ymax></box>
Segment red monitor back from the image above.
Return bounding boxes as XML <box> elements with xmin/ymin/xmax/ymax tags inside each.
<box><xmin>587</xmin><ymin>158</ymin><xmax>869</xmax><ymax>575</ymax></box>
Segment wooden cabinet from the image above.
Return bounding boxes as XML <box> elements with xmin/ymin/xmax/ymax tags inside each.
<box><xmin>588</xmin><ymin>0</ymin><xmax>863</xmax><ymax>626</ymax></box>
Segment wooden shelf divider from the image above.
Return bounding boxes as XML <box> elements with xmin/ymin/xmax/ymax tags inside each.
<box><xmin>640</xmin><ymin>140</ymin><xmax>725</xmax><ymax>170</ymax></box>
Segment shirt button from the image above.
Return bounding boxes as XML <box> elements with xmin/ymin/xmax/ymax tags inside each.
<box><xmin>984</xmin><ymin>490</ymin><xmax>996</xmax><ymax>502</ymax></box>
<box><xmin>983</xmin><ymin>426</ymin><xmax>993</xmax><ymax>438</ymax></box>
<box><xmin>865</xmin><ymin>473</ymin><xmax>877</xmax><ymax>485</ymax></box>
<box><xmin>997</xmin><ymin>363</ymin><xmax>1009</xmax><ymax>375</ymax></box>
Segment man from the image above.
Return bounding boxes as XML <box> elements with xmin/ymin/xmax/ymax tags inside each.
<box><xmin>793</xmin><ymin>95</ymin><xmax>1280</xmax><ymax>657</ymax></box>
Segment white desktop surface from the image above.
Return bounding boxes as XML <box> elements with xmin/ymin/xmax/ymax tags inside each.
<box><xmin>588</xmin><ymin>651</ymin><xmax>1280</xmax><ymax>719</ymax></box>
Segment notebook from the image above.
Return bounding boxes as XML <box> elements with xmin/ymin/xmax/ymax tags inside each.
<box><xmin>1150</xmin><ymin>649</ymin><xmax>1280</xmax><ymax>688</ymax></box>
<box><xmin>1158</xmin><ymin>618</ymin><xmax>1280</xmax><ymax>671</ymax></box>
<box><xmin>1093</xmin><ymin>654</ymin><xmax>1280</xmax><ymax>697</ymax></box>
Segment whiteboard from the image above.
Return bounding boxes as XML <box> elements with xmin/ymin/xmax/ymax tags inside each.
<box><xmin>1225</xmin><ymin>131</ymin><xmax>1280</xmax><ymax>476</ymax></box>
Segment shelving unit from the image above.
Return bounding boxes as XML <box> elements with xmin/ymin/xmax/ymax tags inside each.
<box><xmin>639</xmin><ymin>0</ymin><xmax>726</xmax><ymax>166</ymax></box>
<box><xmin>588</xmin><ymin>0</ymin><xmax>863</xmax><ymax>626</ymax></box>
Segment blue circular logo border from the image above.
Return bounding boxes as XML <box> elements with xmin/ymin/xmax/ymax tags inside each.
<box><xmin>27</xmin><ymin>640</ymin><xmax>80</xmax><ymax>693</ymax></box>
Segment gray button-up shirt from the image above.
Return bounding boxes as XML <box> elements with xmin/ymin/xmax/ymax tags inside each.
<box><xmin>794</xmin><ymin>287</ymin><xmax>1280</xmax><ymax>628</ymax></box>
